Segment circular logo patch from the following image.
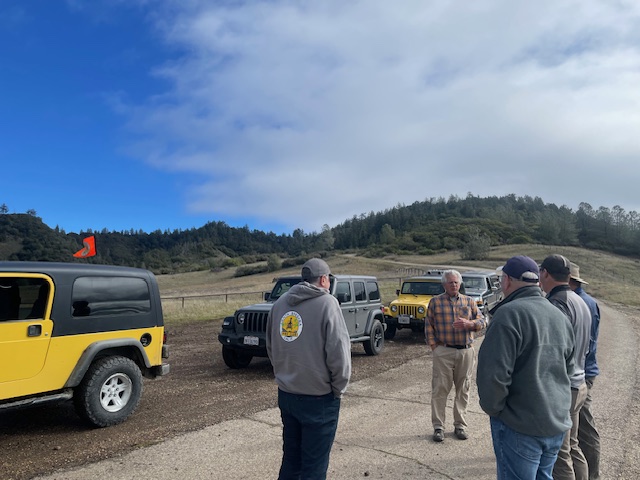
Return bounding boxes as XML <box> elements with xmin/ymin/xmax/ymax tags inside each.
<box><xmin>279</xmin><ymin>311</ymin><xmax>303</xmax><ymax>342</ymax></box>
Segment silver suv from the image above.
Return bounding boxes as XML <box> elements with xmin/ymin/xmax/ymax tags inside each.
<box><xmin>461</xmin><ymin>270</ymin><xmax>503</xmax><ymax>317</ymax></box>
<box><xmin>218</xmin><ymin>275</ymin><xmax>386</xmax><ymax>368</ymax></box>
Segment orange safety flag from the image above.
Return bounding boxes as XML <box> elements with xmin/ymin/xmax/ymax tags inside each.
<box><xmin>73</xmin><ymin>236</ymin><xmax>97</xmax><ymax>258</ymax></box>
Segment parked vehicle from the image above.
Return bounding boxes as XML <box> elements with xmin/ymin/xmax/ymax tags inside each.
<box><xmin>384</xmin><ymin>271</ymin><xmax>465</xmax><ymax>340</ymax></box>
<box><xmin>218</xmin><ymin>275</ymin><xmax>386</xmax><ymax>368</ymax></box>
<box><xmin>461</xmin><ymin>270</ymin><xmax>503</xmax><ymax>317</ymax></box>
<box><xmin>0</xmin><ymin>262</ymin><xmax>170</xmax><ymax>427</ymax></box>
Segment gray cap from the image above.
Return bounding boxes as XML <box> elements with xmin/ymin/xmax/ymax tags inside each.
<box><xmin>301</xmin><ymin>258</ymin><xmax>332</xmax><ymax>281</ymax></box>
<box><xmin>540</xmin><ymin>254</ymin><xmax>571</xmax><ymax>276</ymax></box>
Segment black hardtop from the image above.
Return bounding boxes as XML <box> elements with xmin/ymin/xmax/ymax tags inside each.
<box><xmin>0</xmin><ymin>261</ymin><xmax>156</xmax><ymax>282</ymax></box>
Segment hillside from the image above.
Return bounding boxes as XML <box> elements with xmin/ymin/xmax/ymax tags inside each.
<box><xmin>1</xmin><ymin>194</ymin><xmax>638</xmax><ymax>275</ymax></box>
<box><xmin>156</xmin><ymin>245</ymin><xmax>640</xmax><ymax>324</ymax></box>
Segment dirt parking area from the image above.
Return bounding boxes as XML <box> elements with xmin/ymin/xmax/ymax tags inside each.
<box><xmin>0</xmin><ymin>320</ymin><xmax>428</xmax><ymax>480</ymax></box>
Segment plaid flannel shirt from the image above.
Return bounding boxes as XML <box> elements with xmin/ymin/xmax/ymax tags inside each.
<box><xmin>425</xmin><ymin>293</ymin><xmax>485</xmax><ymax>348</ymax></box>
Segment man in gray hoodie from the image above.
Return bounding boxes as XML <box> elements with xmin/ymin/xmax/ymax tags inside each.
<box><xmin>477</xmin><ymin>255</ymin><xmax>575</xmax><ymax>480</ymax></box>
<box><xmin>266</xmin><ymin>258</ymin><xmax>351</xmax><ymax>480</ymax></box>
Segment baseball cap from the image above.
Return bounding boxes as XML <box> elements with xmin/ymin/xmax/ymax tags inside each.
<box><xmin>540</xmin><ymin>254</ymin><xmax>571</xmax><ymax>276</ymax></box>
<box><xmin>301</xmin><ymin>258</ymin><xmax>332</xmax><ymax>281</ymax></box>
<box><xmin>501</xmin><ymin>255</ymin><xmax>540</xmax><ymax>283</ymax></box>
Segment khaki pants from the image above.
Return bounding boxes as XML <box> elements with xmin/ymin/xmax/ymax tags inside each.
<box><xmin>578</xmin><ymin>377</ymin><xmax>600</xmax><ymax>480</ymax></box>
<box><xmin>553</xmin><ymin>382</ymin><xmax>589</xmax><ymax>480</ymax></box>
<box><xmin>431</xmin><ymin>345</ymin><xmax>475</xmax><ymax>430</ymax></box>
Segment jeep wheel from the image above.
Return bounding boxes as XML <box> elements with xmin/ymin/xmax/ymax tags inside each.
<box><xmin>364</xmin><ymin>320</ymin><xmax>384</xmax><ymax>356</ymax></box>
<box><xmin>222</xmin><ymin>346</ymin><xmax>253</xmax><ymax>369</ymax></box>
<box><xmin>384</xmin><ymin>323</ymin><xmax>397</xmax><ymax>340</ymax></box>
<box><xmin>73</xmin><ymin>356</ymin><xmax>143</xmax><ymax>428</ymax></box>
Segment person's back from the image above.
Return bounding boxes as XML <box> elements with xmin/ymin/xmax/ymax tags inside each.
<box><xmin>267</xmin><ymin>281</ymin><xmax>351</xmax><ymax>397</ymax></box>
<box><xmin>546</xmin><ymin>285</ymin><xmax>591</xmax><ymax>388</ymax></box>
<box><xmin>477</xmin><ymin>255</ymin><xmax>574</xmax><ymax>480</ymax></box>
<box><xmin>265</xmin><ymin>258</ymin><xmax>351</xmax><ymax>480</ymax></box>
<box><xmin>478</xmin><ymin>284</ymin><xmax>574</xmax><ymax>437</ymax></box>
<box><xmin>540</xmin><ymin>254</ymin><xmax>591</xmax><ymax>480</ymax></box>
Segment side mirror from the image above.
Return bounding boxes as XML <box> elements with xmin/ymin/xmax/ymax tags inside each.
<box><xmin>264</xmin><ymin>292</ymin><xmax>271</xmax><ymax>301</ymax></box>
<box><xmin>396</xmin><ymin>289</ymin><xmax>400</xmax><ymax>296</ymax></box>
<box><xmin>336</xmin><ymin>293</ymin><xmax>348</xmax><ymax>304</ymax></box>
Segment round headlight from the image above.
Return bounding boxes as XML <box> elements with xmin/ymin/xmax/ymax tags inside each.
<box><xmin>418</xmin><ymin>306</ymin><xmax>425</xmax><ymax>314</ymax></box>
<box><xmin>390</xmin><ymin>305</ymin><xmax>397</xmax><ymax>313</ymax></box>
<box><xmin>238</xmin><ymin>312</ymin><xmax>245</xmax><ymax>324</ymax></box>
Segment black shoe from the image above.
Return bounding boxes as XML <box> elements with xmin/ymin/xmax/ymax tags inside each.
<box><xmin>432</xmin><ymin>429</ymin><xmax>444</xmax><ymax>442</ymax></box>
<box><xmin>454</xmin><ymin>427</ymin><xmax>468</xmax><ymax>440</ymax></box>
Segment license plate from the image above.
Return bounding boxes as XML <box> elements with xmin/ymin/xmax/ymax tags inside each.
<box><xmin>243</xmin><ymin>336</ymin><xmax>259</xmax><ymax>346</ymax></box>
<box><xmin>398</xmin><ymin>315</ymin><xmax>411</xmax><ymax>325</ymax></box>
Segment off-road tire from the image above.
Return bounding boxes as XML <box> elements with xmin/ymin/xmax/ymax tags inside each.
<box><xmin>384</xmin><ymin>322</ymin><xmax>397</xmax><ymax>340</ymax></box>
<box><xmin>222</xmin><ymin>346</ymin><xmax>253</xmax><ymax>369</ymax></box>
<box><xmin>364</xmin><ymin>320</ymin><xmax>384</xmax><ymax>356</ymax></box>
<box><xmin>73</xmin><ymin>356</ymin><xmax>143</xmax><ymax>428</ymax></box>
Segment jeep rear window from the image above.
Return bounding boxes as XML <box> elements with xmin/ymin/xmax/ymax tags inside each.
<box><xmin>401</xmin><ymin>282</ymin><xmax>445</xmax><ymax>295</ymax></box>
<box><xmin>71</xmin><ymin>277</ymin><xmax>151</xmax><ymax>317</ymax></box>
<box><xmin>366</xmin><ymin>281</ymin><xmax>380</xmax><ymax>301</ymax></box>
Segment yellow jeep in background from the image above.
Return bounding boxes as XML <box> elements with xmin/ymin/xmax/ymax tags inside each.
<box><xmin>383</xmin><ymin>271</ymin><xmax>465</xmax><ymax>340</ymax></box>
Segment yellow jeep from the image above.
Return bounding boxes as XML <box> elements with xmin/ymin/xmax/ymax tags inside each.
<box><xmin>384</xmin><ymin>272</ymin><xmax>466</xmax><ymax>340</ymax></box>
<box><xmin>0</xmin><ymin>262</ymin><xmax>170</xmax><ymax>427</ymax></box>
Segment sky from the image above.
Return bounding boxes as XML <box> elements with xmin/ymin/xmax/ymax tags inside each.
<box><xmin>1</xmin><ymin>1</ymin><xmax>639</xmax><ymax>236</ymax></box>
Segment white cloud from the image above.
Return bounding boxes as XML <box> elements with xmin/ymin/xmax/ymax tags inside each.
<box><xmin>123</xmin><ymin>0</ymin><xmax>640</xmax><ymax>232</ymax></box>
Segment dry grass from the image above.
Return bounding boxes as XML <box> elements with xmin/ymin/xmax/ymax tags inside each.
<box><xmin>157</xmin><ymin>245</ymin><xmax>640</xmax><ymax>325</ymax></box>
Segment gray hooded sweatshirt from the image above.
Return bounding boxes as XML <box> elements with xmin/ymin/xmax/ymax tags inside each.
<box><xmin>266</xmin><ymin>282</ymin><xmax>351</xmax><ymax>398</ymax></box>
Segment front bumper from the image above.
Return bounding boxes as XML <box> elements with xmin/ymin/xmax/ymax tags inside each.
<box><xmin>218</xmin><ymin>332</ymin><xmax>268</xmax><ymax>357</ymax></box>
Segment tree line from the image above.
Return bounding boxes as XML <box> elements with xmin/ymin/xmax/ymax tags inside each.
<box><xmin>1</xmin><ymin>194</ymin><xmax>638</xmax><ymax>274</ymax></box>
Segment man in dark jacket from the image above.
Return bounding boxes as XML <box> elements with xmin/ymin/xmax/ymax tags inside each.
<box><xmin>477</xmin><ymin>255</ymin><xmax>575</xmax><ymax>480</ymax></box>
<box><xmin>540</xmin><ymin>254</ymin><xmax>592</xmax><ymax>480</ymax></box>
<box><xmin>569</xmin><ymin>263</ymin><xmax>601</xmax><ymax>480</ymax></box>
<box><xmin>266</xmin><ymin>258</ymin><xmax>351</xmax><ymax>480</ymax></box>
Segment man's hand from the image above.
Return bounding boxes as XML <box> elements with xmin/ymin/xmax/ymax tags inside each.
<box><xmin>453</xmin><ymin>318</ymin><xmax>471</xmax><ymax>330</ymax></box>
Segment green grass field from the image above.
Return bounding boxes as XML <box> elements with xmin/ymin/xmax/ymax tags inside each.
<box><xmin>157</xmin><ymin>245</ymin><xmax>640</xmax><ymax>325</ymax></box>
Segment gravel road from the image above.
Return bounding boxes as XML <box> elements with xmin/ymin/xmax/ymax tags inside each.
<box><xmin>0</xmin><ymin>319</ymin><xmax>428</xmax><ymax>480</ymax></box>
<box><xmin>1</xmin><ymin>303</ymin><xmax>638</xmax><ymax>479</ymax></box>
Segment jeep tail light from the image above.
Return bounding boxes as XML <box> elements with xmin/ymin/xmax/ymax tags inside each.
<box><xmin>163</xmin><ymin>332</ymin><xmax>167</xmax><ymax>344</ymax></box>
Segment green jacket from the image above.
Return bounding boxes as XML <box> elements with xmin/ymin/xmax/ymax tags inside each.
<box><xmin>477</xmin><ymin>285</ymin><xmax>575</xmax><ymax>437</ymax></box>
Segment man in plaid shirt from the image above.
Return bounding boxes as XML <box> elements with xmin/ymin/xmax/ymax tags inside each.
<box><xmin>426</xmin><ymin>269</ymin><xmax>485</xmax><ymax>442</ymax></box>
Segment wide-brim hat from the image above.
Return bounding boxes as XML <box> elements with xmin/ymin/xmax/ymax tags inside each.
<box><xmin>570</xmin><ymin>262</ymin><xmax>589</xmax><ymax>285</ymax></box>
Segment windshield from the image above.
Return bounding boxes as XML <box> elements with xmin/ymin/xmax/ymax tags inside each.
<box><xmin>462</xmin><ymin>277</ymin><xmax>485</xmax><ymax>291</ymax></box>
<box><xmin>400</xmin><ymin>281</ymin><xmax>444</xmax><ymax>296</ymax></box>
<box><xmin>269</xmin><ymin>278</ymin><xmax>302</xmax><ymax>301</ymax></box>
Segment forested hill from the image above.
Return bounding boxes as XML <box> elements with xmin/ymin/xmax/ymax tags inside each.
<box><xmin>1</xmin><ymin>194</ymin><xmax>638</xmax><ymax>274</ymax></box>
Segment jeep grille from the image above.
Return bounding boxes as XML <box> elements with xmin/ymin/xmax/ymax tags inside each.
<box><xmin>398</xmin><ymin>305</ymin><xmax>422</xmax><ymax>318</ymax></box>
<box><xmin>239</xmin><ymin>311</ymin><xmax>268</xmax><ymax>333</ymax></box>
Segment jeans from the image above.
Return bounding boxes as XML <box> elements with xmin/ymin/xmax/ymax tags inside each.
<box><xmin>277</xmin><ymin>389</ymin><xmax>341</xmax><ymax>480</ymax></box>
<box><xmin>578</xmin><ymin>377</ymin><xmax>600</xmax><ymax>479</ymax></box>
<box><xmin>490</xmin><ymin>417</ymin><xmax>565</xmax><ymax>480</ymax></box>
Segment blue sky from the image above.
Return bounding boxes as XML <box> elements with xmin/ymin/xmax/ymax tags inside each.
<box><xmin>2</xmin><ymin>1</ymin><xmax>639</xmax><ymax>235</ymax></box>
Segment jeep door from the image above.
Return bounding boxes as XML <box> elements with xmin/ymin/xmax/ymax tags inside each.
<box><xmin>352</xmin><ymin>280</ymin><xmax>368</xmax><ymax>336</ymax></box>
<box><xmin>334</xmin><ymin>280</ymin><xmax>357</xmax><ymax>336</ymax></box>
<box><xmin>0</xmin><ymin>275</ymin><xmax>53</xmax><ymax>386</ymax></box>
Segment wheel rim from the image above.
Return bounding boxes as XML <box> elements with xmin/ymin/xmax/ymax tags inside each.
<box><xmin>374</xmin><ymin>326</ymin><xmax>383</xmax><ymax>348</ymax></box>
<box><xmin>100</xmin><ymin>373</ymin><xmax>133</xmax><ymax>412</ymax></box>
